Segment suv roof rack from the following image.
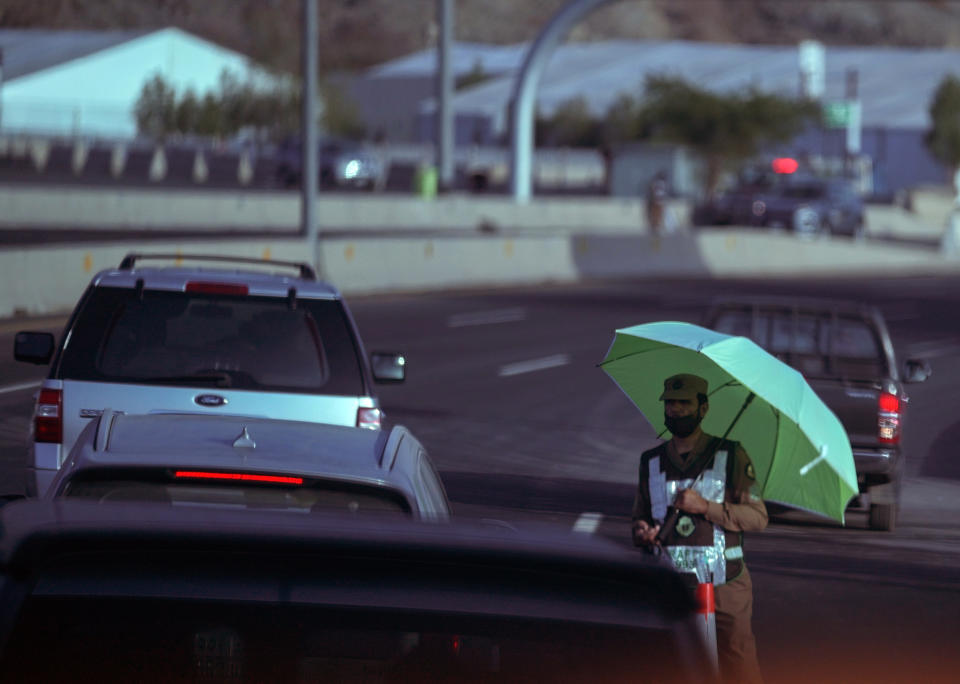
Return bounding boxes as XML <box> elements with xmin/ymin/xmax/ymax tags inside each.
<box><xmin>118</xmin><ymin>253</ymin><xmax>317</xmax><ymax>281</ymax></box>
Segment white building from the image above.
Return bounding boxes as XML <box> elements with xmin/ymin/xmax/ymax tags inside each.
<box><xmin>0</xmin><ymin>27</ymin><xmax>282</xmax><ymax>139</ymax></box>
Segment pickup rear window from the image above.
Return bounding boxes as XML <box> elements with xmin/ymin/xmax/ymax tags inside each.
<box><xmin>712</xmin><ymin>308</ymin><xmax>887</xmax><ymax>380</ymax></box>
<box><xmin>57</xmin><ymin>287</ymin><xmax>365</xmax><ymax>395</ymax></box>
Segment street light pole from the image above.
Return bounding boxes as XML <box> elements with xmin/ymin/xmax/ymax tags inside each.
<box><xmin>302</xmin><ymin>0</ymin><xmax>321</xmax><ymax>276</ymax></box>
<box><xmin>436</xmin><ymin>0</ymin><xmax>455</xmax><ymax>191</ymax></box>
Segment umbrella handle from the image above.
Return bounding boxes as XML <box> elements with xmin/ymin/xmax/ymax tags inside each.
<box><xmin>655</xmin><ymin>506</ymin><xmax>681</xmax><ymax>544</ymax></box>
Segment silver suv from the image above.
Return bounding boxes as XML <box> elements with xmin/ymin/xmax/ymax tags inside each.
<box><xmin>14</xmin><ymin>253</ymin><xmax>405</xmax><ymax>497</ymax></box>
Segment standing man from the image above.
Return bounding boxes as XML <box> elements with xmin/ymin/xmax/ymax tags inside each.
<box><xmin>645</xmin><ymin>170</ymin><xmax>669</xmax><ymax>237</ymax></box>
<box><xmin>632</xmin><ymin>374</ymin><xmax>767</xmax><ymax>684</ymax></box>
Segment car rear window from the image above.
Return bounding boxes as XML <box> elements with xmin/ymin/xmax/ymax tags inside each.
<box><xmin>57</xmin><ymin>287</ymin><xmax>365</xmax><ymax>395</ymax></box>
<box><xmin>63</xmin><ymin>477</ymin><xmax>411</xmax><ymax>516</ymax></box>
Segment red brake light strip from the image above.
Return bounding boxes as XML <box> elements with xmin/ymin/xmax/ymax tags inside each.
<box><xmin>174</xmin><ymin>471</ymin><xmax>303</xmax><ymax>485</ymax></box>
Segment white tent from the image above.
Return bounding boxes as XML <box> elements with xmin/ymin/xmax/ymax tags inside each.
<box><xmin>0</xmin><ymin>27</ymin><xmax>283</xmax><ymax>139</ymax></box>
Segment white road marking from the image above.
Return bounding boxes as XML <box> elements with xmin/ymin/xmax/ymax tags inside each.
<box><xmin>447</xmin><ymin>308</ymin><xmax>527</xmax><ymax>328</ymax></box>
<box><xmin>573</xmin><ymin>512</ymin><xmax>603</xmax><ymax>534</ymax></box>
<box><xmin>498</xmin><ymin>353</ymin><xmax>570</xmax><ymax>377</ymax></box>
<box><xmin>0</xmin><ymin>380</ymin><xmax>41</xmax><ymax>395</ymax></box>
<box><xmin>904</xmin><ymin>338</ymin><xmax>960</xmax><ymax>359</ymax></box>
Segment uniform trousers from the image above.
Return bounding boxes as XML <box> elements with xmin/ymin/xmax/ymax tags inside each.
<box><xmin>715</xmin><ymin>565</ymin><xmax>764</xmax><ymax>684</ymax></box>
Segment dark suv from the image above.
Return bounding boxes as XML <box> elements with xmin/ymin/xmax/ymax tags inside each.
<box><xmin>14</xmin><ymin>254</ymin><xmax>406</xmax><ymax>497</ymax></box>
<box><xmin>704</xmin><ymin>297</ymin><xmax>930</xmax><ymax>531</ymax></box>
<box><xmin>697</xmin><ymin>175</ymin><xmax>865</xmax><ymax>238</ymax></box>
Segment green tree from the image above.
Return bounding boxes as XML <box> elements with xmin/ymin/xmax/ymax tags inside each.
<box><xmin>602</xmin><ymin>93</ymin><xmax>648</xmax><ymax>146</ymax></box>
<box><xmin>640</xmin><ymin>75</ymin><xmax>820</xmax><ymax>197</ymax></box>
<box><xmin>537</xmin><ymin>96</ymin><xmax>602</xmax><ymax>147</ymax></box>
<box><xmin>319</xmin><ymin>80</ymin><xmax>366</xmax><ymax>140</ymax></box>
<box><xmin>174</xmin><ymin>89</ymin><xmax>200</xmax><ymax>135</ymax></box>
<box><xmin>455</xmin><ymin>59</ymin><xmax>492</xmax><ymax>90</ymax></box>
<box><xmin>134</xmin><ymin>74</ymin><xmax>177</xmax><ymax>139</ymax></box>
<box><xmin>925</xmin><ymin>74</ymin><xmax>960</xmax><ymax>182</ymax></box>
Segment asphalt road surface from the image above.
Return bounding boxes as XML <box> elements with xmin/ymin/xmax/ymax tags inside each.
<box><xmin>2</xmin><ymin>275</ymin><xmax>959</xmax><ymax>683</ymax></box>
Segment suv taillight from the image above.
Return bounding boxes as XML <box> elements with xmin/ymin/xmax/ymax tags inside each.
<box><xmin>878</xmin><ymin>391</ymin><xmax>901</xmax><ymax>445</ymax></box>
<box><xmin>357</xmin><ymin>407</ymin><xmax>382</xmax><ymax>430</ymax></box>
<box><xmin>35</xmin><ymin>388</ymin><xmax>63</xmax><ymax>443</ymax></box>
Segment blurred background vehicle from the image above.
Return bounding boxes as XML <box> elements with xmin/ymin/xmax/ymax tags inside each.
<box><xmin>275</xmin><ymin>136</ymin><xmax>386</xmax><ymax>190</ymax></box>
<box><xmin>695</xmin><ymin>169</ymin><xmax>866</xmax><ymax>238</ymax></box>
<box><xmin>0</xmin><ymin>499</ymin><xmax>714</xmax><ymax>683</ymax></box>
<box><xmin>49</xmin><ymin>412</ymin><xmax>450</xmax><ymax>520</ymax></box>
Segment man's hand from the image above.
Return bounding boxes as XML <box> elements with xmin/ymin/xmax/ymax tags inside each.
<box><xmin>632</xmin><ymin>520</ymin><xmax>661</xmax><ymax>547</ymax></box>
<box><xmin>674</xmin><ymin>488</ymin><xmax>709</xmax><ymax>515</ymax></box>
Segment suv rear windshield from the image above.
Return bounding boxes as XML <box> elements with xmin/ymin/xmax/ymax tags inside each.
<box><xmin>57</xmin><ymin>287</ymin><xmax>365</xmax><ymax>395</ymax></box>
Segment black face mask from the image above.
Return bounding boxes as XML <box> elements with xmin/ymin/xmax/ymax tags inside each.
<box><xmin>664</xmin><ymin>413</ymin><xmax>702</xmax><ymax>438</ymax></box>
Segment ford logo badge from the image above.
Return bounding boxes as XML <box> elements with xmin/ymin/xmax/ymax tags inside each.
<box><xmin>195</xmin><ymin>394</ymin><xmax>228</xmax><ymax>407</ymax></box>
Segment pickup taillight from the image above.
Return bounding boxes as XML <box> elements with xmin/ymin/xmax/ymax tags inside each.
<box><xmin>35</xmin><ymin>388</ymin><xmax>63</xmax><ymax>443</ymax></box>
<box><xmin>356</xmin><ymin>407</ymin><xmax>382</xmax><ymax>430</ymax></box>
<box><xmin>878</xmin><ymin>391</ymin><xmax>901</xmax><ymax>445</ymax></box>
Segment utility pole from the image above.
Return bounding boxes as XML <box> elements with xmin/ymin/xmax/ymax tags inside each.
<box><xmin>0</xmin><ymin>47</ymin><xmax>5</xmax><ymax>131</ymax></box>
<box><xmin>845</xmin><ymin>67</ymin><xmax>861</xmax><ymax>178</ymax></box>
<box><xmin>436</xmin><ymin>0</ymin><xmax>455</xmax><ymax>191</ymax></box>
<box><xmin>302</xmin><ymin>0</ymin><xmax>321</xmax><ymax>275</ymax></box>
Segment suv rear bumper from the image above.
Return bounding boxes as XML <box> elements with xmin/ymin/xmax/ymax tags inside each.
<box><xmin>853</xmin><ymin>448</ymin><xmax>899</xmax><ymax>476</ymax></box>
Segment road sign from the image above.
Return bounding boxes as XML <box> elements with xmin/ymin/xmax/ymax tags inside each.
<box><xmin>823</xmin><ymin>101</ymin><xmax>854</xmax><ymax>128</ymax></box>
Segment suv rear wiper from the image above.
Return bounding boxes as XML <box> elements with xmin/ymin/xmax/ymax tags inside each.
<box><xmin>136</xmin><ymin>371</ymin><xmax>233</xmax><ymax>387</ymax></box>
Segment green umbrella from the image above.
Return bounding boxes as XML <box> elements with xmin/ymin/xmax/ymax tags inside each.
<box><xmin>600</xmin><ymin>321</ymin><xmax>857</xmax><ymax>524</ymax></box>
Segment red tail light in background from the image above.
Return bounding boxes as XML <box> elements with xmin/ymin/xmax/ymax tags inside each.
<box><xmin>34</xmin><ymin>388</ymin><xmax>63</xmax><ymax>444</ymax></box>
<box><xmin>357</xmin><ymin>407</ymin><xmax>383</xmax><ymax>430</ymax></box>
<box><xmin>772</xmin><ymin>157</ymin><xmax>799</xmax><ymax>174</ymax></box>
<box><xmin>878</xmin><ymin>391</ymin><xmax>901</xmax><ymax>445</ymax></box>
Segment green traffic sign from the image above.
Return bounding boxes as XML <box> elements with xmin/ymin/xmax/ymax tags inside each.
<box><xmin>823</xmin><ymin>101</ymin><xmax>852</xmax><ymax>128</ymax></box>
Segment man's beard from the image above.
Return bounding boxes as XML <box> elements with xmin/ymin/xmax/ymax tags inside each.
<box><xmin>664</xmin><ymin>413</ymin><xmax>702</xmax><ymax>438</ymax></box>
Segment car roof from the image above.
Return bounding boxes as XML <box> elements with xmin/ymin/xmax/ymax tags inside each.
<box><xmin>65</xmin><ymin>413</ymin><xmax>419</xmax><ymax>500</ymax></box>
<box><xmin>90</xmin><ymin>267</ymin><xmax>342</xmax><ymax>299</ymax></box>
<box><xmin>707</xmin><ymin>295</ymin><xmax>883</xmax><ymax>318</ymax></box>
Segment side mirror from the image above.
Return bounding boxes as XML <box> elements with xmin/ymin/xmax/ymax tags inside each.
<box><xmin>371</xmin><ymin>352</ymin><xmax>406</xmax><ymax>384</ymax></box>
<box><xmin>904</xmin><ymin>358</ymin><xmax>932</xmax><ymax>383</ymax></box>
<box><xmin>14</xmin><ymin>331</ymin><xmax>55</xmax><ymax>365</ymax></box>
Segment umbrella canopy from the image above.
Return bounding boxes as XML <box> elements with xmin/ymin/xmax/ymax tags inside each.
<box><xmin>600</xmin><ymin>321</ymin><xmax>857</xmax><ymax>524</ymax></box>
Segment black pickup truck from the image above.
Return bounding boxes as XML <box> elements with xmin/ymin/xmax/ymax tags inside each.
<box><xmin>703</xmin><ymin>297</ymin><xmax>931</xmax><ymax>531</ymax></box>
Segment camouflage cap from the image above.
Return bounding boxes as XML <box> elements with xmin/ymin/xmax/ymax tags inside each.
<box><xmin>659</xmin><ymin>373</ymin><xmax>708</xmax><ymax>401</ymax></box>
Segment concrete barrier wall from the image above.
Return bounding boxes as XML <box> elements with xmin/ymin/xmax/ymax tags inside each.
<box><xmin>0</xmin><ymin>185</ymin><xmax>653</xmax><ymax>232</ymax></box>
<box><xmin>2</xmin><ymin>230</ymin><xmax>956</xmax><ymax>319</ymax></box>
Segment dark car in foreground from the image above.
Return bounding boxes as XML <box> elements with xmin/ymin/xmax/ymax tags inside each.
<box><xmin>0</xmin><ymin>500</ymin><xmax>714</xmax><ymax>683</ymax></box>
<box><xmin>705</xmin><ymin>297</ymin><xmax>931</xmax><ymax>531</ymax></box>
<box><xmin>696</xmin><ymin>176</ymin><xmax>865</xmax><ymax>238</ymax></box>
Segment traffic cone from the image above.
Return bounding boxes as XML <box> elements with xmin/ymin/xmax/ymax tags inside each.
<box><xmin>696</xmin><ymin>582</ymin><xmax>719</xmax><ymax>674</ymax></box>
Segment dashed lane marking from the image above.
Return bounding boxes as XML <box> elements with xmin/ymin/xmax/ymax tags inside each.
<box><xmin>572</xmin><ymin>512</ymin><xmax>603</xmax><ymax>534</ymax></box>
<box><xmin>0</xmin><ymin>381</ymin><xmax>41</xmax><ymax>396</ymax></box>
<box><xmin>497</xmin><ymin>353</ymin><xmax>570</xmax><ymax>377</ymax></box>
<box><xmin>447</xmin><ymin>308</ymin><xmax>527</xmax><ymax>328</ymax></box>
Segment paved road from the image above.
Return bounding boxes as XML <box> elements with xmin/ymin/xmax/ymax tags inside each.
<box><xmin>2</xmin><ymin>275</ymin><xmax>959</xmax><ymax>683</ymax></box>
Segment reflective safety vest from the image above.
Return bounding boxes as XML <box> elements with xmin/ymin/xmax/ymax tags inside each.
<box><xmin>647</xmin><ymin>438</ymin><xmax>744</xmax><ymax>585</ymax></box>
